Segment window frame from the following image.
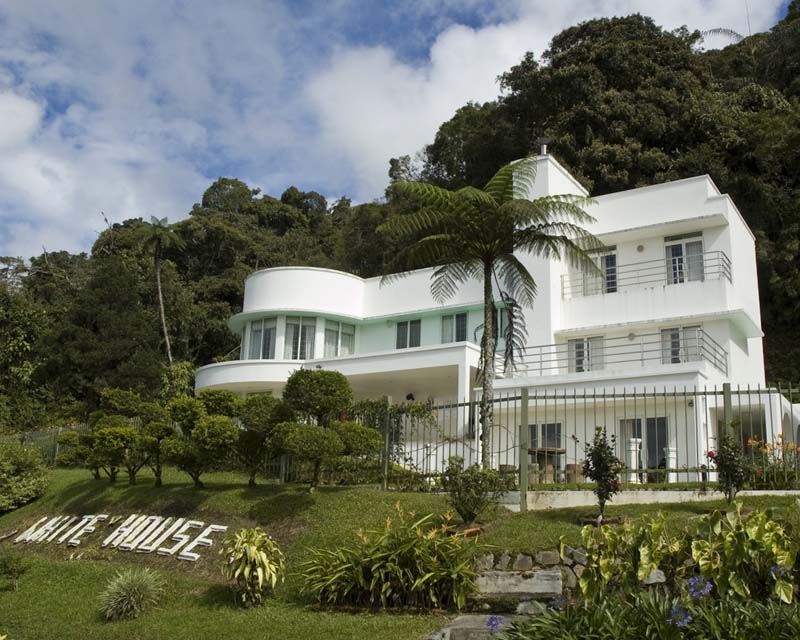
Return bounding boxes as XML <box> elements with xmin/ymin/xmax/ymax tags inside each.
<box><xmin>396</xmin><ymin>319</ymin><xmax>421</xmax><ymax>349</ymax></box>
<box><xmin>441</xmin><ymin>312</ymin><xmax>468</xmax><ymax>343</ymax></box>
<box><xmin>247</xmin><ymin>317</ymin><xmax>277</xmax><ymax>360</ymax></box>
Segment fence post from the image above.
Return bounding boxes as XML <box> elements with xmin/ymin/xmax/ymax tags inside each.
<box><xmin>519</xmin><ymin>387</ymin><xmax>529</xmax><ymax>512</ymax></box>
<box><xmin>722</xmin><ymin>383</ymin><xmax>733</xmax><ymax>433</ymax></box>
<box><xmin>382</xmin><ymin>404</ymin><xmax>391</xmax><ymax>491</ymax></box>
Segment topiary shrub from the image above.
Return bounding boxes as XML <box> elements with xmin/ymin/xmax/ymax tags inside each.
<box><xmin>707</xmin><ymin>429</ymin><xmax>750</xmax><ymax>503</ymax></box>
<box><xmin>441</xmin><ymin>456</ymin><xmax>508</xmax><ymax>525</ymax></box>
<box><xmin>164</xmin><ymin>415</ymin><xmax>238</xmax><ymax>488</ymax></box>
<box><xmin>166</xmin><ymin>395</ymin><xmax>206</xmax><ymax>435</ymax></box>
<box><xmin>300</xmin><ymin>505</ymin><xmax>479</xmax><ymax>609</ymax></box>
<box><xmin>282</xmin><ymin>369</ymin><xmax>352</xmax><ymax>426</ymax></box>
<box><xmin>236</xmin><ymin>395</ymin><xmax>294</xmax><ymax>486</ymax></box>
<box><xmin>0</xmin><ymin>551</ymin><xmax>29</xmax><ymax>591</ymax></box>
<box><xmin>197</xmin><ymin>389</ymin><xmax>244</xmax><ymax>418</ymax></box>
<box><xmin>0</xmin><ymin>443</ymin><xmax>49</xmax><ymax>512</ymax></box>
<box><xmin>581</xmin><ymin>426</ymin><xmax>625</xmax><ymax>522</ymax></box>
<box><xmin>331</xmin><ymin>420</ymin><xmax>382</xmax><ymax>457</ymax></box>
<box><xmin>221</xmin><ymin>527</ymin><xmax>285</xmax><ymax>606</ymax></box>
<box><xmin>142</xmin><ymin>421</ymin><xmax>175</xmax><ymax>487</ymax></box>
<box><xmin>98</xmin><ymin>568</ymin><xmax>166</xmax><ymax>621</ymax></box>
<box><xmin>274</xmin><ymin>423</ymin><xmax>343</xmax><ymax>492</ymax></box>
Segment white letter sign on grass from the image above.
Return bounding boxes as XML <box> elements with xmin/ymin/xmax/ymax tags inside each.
<box><xmin>13</xmin><ymin>513</ymin><xmax>228</xmax><ymax>561</ymax></box>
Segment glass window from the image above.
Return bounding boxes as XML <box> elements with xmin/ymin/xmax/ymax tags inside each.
<box><xmin>340</xmin><ymin>323</ymin><xmax>355</xmax><ymax>355</ymax></box>
<box><xmin>248</xmin><ymin>318</ymin><xmax>276</xmax><ymax>359</ymax></box>
<box><xmin>397</xmin><ymin>319</ymin><xmax>421</xmax><ymax>349</ymax></box>
<box><xmin>284</xmin><ymin>316</ymin><xmax>316</xmax><ymax>360</ymax></box>
<box><xmin>323</xmin><ymin>320</ymin><xmax>356</xmax><ymax>358</ymax></box>
<box><xmin>441</xmin><ymin>312</ymin><xmax>468</xmax><ymax>343</ymax></box>
<box><xmin>568</xmin><ymin>337</ymin><xmax>604</xmax><ymax>372</ymax></box>
<box><xmin>665</xmin><ymin>236</ymin><xmax>704</xmax><ymax>285</ymax></box>
<box><xmin>441</xmin><ymin>315</ymin><xmax>454</xmax><ymax>343</ymax></box>
<box><xmin>660</xmin><ymin>326</ymin><xmax>701</xmax><ymax>364</ymax></box>
<box><xmin>324</xmin><ymin>320</ymin><xmax>339</xmax><ymax>358</ymax></box>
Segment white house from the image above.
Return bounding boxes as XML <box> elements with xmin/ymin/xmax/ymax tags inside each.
<box><xmin>195</xmin><ymin>154</ymin><xmax>795</xmax><ymax>479</ymax></box>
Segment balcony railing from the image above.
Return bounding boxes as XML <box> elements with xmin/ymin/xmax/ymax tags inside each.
<box><xmin>499</xmin><ymin>328</ymin><xmax>728</xmax><ymax>378</ymax></box>
<box><xmin>561</xmin><ymin>250</ymin><xmax>732</xmax><ymax>299</ymax></box>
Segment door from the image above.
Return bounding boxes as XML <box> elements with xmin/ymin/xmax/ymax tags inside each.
<box><xmin>666</xmin><ymin>238</ymin><xmax>704</xmax><ymax>284</ymax></box>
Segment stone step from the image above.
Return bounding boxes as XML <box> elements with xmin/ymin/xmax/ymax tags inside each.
<box><xmin>474</xmin><ymin>568</ymin><xmax>562</xmax><ymax>602</ymax></box>
<box><xmin>428</xmin><ymin>614</ymin><xmax>517</xmax><ymax>640</ymax></box>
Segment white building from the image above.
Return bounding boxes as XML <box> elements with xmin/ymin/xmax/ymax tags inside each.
<box><xmin>196</xmin><ymin>155</ymin><xmax>795</xmax><ymax>479</ymax></box>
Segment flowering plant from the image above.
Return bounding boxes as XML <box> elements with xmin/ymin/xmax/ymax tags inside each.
<box><xmin>582</xmin><ymin>427</ymin><xmax>625</xmax><ymax>521</ymax></box>
<box><xmin>706</xmin><ymin>430</ymin><xmax>749</xmax><ymax>503</ymax></box>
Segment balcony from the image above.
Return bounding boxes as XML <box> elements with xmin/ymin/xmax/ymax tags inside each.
<box><xmin>561</xmin><ymin>250</ymin><xmax>732</xmax><ymax>299</ymax></box>
<box><xmin>499</xmin><ymin>329</ymin><xmax>728</xmax><ymax>378</ymax></box>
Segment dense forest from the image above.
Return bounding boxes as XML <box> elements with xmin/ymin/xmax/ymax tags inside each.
<box><xmin>2</xmin><ymin>6</ymin><xmax>800</xmax><ymax>432</ymax></box>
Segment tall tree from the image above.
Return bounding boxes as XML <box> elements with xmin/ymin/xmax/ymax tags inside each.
<box><xmin>380</xmin><ymin>158</ymin><xmax>601</xmax><ymax>466</ymax></box>
<box><xmin>143</xmin><ymin>217</ymin><xmax>186</xmax><ymax>365</ymax></box>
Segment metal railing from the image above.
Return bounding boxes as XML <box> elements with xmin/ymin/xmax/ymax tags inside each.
<box><xmin>561</xmin><ymin>250</ymin><xmax>732</xmax><ymax>299</ymax></box>
<box><xmin>500</xmin><ymin>328</ymin><xmax>728</xmax><ymax>377</ymax></box>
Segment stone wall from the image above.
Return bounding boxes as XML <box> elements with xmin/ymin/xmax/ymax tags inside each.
<box><xmin>471</xmin><ymin>547</ymin><xmax>587</xmax><ymax>613</ymax></box>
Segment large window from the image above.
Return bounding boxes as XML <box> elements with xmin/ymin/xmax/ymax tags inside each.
<box><xmin>396</xmin><ymin>319</ymin><xmax>421</xmax><ymax>349</ymax></box>
<box><xmin>248</xmin><ymin>318</ymin><xmax>277</xmax><ymax>359</ymax></box>
<box><xmin>568</xmin><ymin>337</ymin><xmax>605</xmax><ymax>373</ymax></box>
<box><xmin>620</xmin><ymin>417</ymin><xmax>669</xmax><ymax>478</ymax></box>
<box><xmin>441</xmin><ymin>312</ymin><xmax>467</xmax><ymax>343</ymax></box>
<box><xmin>284</xmin><ymin>316</ymin><xmax>316</xmax><ymax>360</ymax></box>
<box><xmin>660</xmin><ymin>326</ymin><xmax>701</xmax><ymax>364</ymax></box>
<box><xmin>528</xmin><ymin>423</ymin><xmax>563</xmax><ymax>465</ymax></box>
<box><xmin>582</xmin><ymin>248</ymin><xmax>617</xmax><ymax>295</ymax></box>
<box><xmin>665</xmin><ymin>234</ymin><xmax>704</xmax><ymax>284</ymax></box>
<box><xmin>324</xmin><ymin>320</ymin><xmax>356</xmax><ymax>358</ymax></box>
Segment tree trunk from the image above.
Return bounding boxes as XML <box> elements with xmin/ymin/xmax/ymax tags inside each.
<box><xmin>191</xmin><ymin>472</ymin><xmax>204</xmax><ymax>488</ymax></box>
<box><xmin>128</xmin><ymin>471</ymin><xmax>136</xmax><ymax>485</ymax></box>
<box><xmin>155</xmin><ymin>247</ymin><xmax>173</xmax><ymax>366</ymax></box>
<box><xmin>309</xmin><ymin>461</ymin><xmax>321</xmax><ymax>493</ymax></box>
<box><xmin>249</xmin><ymin>469</ymin><xmax>257</xmax><ymax>487</ymax></box>
<box><xmin>108</xmin><ymin>467</ymin><xmax>118</xmax><ymax>483</ymax></box>
<box><xmin>154</xmin><ymin>467</ymin><xmax>162</xmax><ymax>488</ymax></box>
<box><xmin>480</xmin><ymin>262</ymin><xmax>495</xmax><ymax>469</ymax></box>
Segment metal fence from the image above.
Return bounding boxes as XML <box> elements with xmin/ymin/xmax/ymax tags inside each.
<box><xmin>385</xmin><ymin>384</ymin><xmax>800</xmax><ymax>490</ymax></box>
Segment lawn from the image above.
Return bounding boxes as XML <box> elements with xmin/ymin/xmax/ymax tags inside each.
<box><xmin>1</xmin><ymin>468</ymin><xmax>797</xmax><ymax>639</ymax></box>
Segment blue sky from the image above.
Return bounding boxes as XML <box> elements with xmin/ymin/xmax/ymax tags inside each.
<box><xmin>0</xmin><ymin>0</ymin><xmax>791</xmax><ymax>258</ymax></box>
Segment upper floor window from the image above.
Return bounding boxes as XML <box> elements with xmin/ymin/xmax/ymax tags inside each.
<box><xmin>660</xmin><ymin>326</ymin><xmax>701</xmax><ymax>364</ymax></box>
<box><xmin>441</xmin><ymin>312</ymin><xmax>467</xmax><ymax>343</ymax></box>
<box><xmin>582</xmin><ymin>248</ymin><xmax>617</xmax><ymax>295</ymax></box>
<box><xmin>665</xmin><ymin>234</ymin><xmax>704</xmax><ymax>284</ymax></box>
<box><xmin>285</xmin><ymin>316</ymin><xmax>316</xmax><ymax>360</ymax></box>
<box><xmin>568</xmin><ymin>336</ymin><xmax>605</xmax><ymax>373</ymax></box>
<box><xmin>396</xmin><ymin>319</ymin><xmax>421</xmax><ymax>349</ymax></box>
<box><xmin>248</xmin><ymin>318</ymin><xmax>277</xmax><ymax>359</ymax></box>
<box><xmin>324</xmin><ymin>320</ymin><xmax>356</xmax><ymax>358</ymax></box>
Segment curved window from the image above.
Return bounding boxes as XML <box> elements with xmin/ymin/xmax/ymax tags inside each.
<box><xmin>248</xmin><ymin>318</ymin><xmax>276</xmax><ymax>359</ymax></box>
<box><xmin>285</xmin><ymin>316</ymin><xmax>316</xmax><ymax>360</ymax></box>
<box><xmin>324</xmin><ymin>320</ymin><xmax>356</xmax><ymax>357</ymax></box>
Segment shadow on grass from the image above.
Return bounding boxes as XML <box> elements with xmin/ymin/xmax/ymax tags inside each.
<box><xmin>199</xmin><ymin>583</ymin><xmax>238</xmax><ymax>609</ymax></box>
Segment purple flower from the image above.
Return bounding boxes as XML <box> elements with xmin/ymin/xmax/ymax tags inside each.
<box><xmin>486</xmin><ymin>615</ymin><xmax>505</xmax><ymax>632</ymax></box>
<box><xmin>770</xmin><ymin>565</ymin><xmax>791</xmax><ymax>579</ymax></box>
<box><xmin>548</xmin><ymin>595</ymin><xmax>567</xmax><ymax>611</ymax></box>
<box><xmin>667</xmin><ymin>605</ymin><xmax>693</xmax><ymax>628</ymax></box>
<box><xmin>688</xmin><ymin>575</ymin><xmax>713</xmax><ymax>600</ymax></box>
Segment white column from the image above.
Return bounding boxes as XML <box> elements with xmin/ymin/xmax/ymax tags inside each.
<box><xmin>313</xmin><ymin>317</ymin><xmax>325</xmax><ymax>359</ymax></box>
<box><xmin>627</xmin><ymin>437</ymin><xmax>642</xmax><ymax>484</ymax></box>
<box><xmin>664</xmin><ymin>447</ymin><xmax>678</xmax><ymax>483</ymax></box>
<box><xmin>275</xmin><ymin>316</ymin><xmax>286</xmax><ymax>360</ymax></box>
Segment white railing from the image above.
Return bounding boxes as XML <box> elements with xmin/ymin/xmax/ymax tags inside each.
<box><xmin>561</xmin><ymin>250</ymin><xmax>732</xmax><ymax>299</ymax></box>
<box><xmin>500</xmin><ymin>328</ymin><xmax>728</xmax><ymax>377</ymax></box>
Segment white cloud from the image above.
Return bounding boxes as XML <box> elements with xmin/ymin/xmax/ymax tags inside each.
<box><xmin>0</xmin><ymin>0</ymin><xmax>787</xmax><ymax>257</ymax></box>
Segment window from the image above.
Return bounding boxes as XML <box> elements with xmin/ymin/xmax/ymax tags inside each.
<box><xmin>620</xmin><ymin>417</ymin><xmax>668</xmax><ymax>477</ymax></box>
<box><xmin>528</xmin><ymin>423</ymin><xmax>563</xmax><ymax>465</ymax></box>
<box><xmin>396</xmin><ymin>319</ymin><xmax>421</xmax><ymax>349</ymax></box>
<box><xmin>247</xmin><ymin>318</ymin><xmax>276</xmax><ymax>359</ymax></box>
<box><xmin>284</xmin><ymin>316</ymin><xmax>316</xmax><ymax>360</ymax></box>
<box><xmin>568</xmin><ymin>337</ymin><xmax>605</xmax><ymax>372</ymax></box>
<box><xmin>660</xmin><ymin>326</ymin><xmax>701</xmax><ymax>364</ymax></box>
<box><xmin>581</xmin><ymin>248</ymin><xmax>617</xmax><ymax>295</ymax></box>
<box><xmin>441</xmin><ymin>312</ymin><xmax>468</xmax><ymax>343</ymax></box>
<box><xmin>324</xmin><ymin>320</ymin><xmax>356</xmax><ymax>358</ymax></box>
<box><xmin>665</xmin><ymin>234</ymin><xmax>704</xmax><ymax>285</ymax></box>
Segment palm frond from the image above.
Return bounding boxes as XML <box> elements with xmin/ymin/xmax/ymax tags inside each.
<box><xmin>389</xmin><ymin>181</ymin><xmax>455</xmax><ymax>209</ymax></box>
<box><xmin>493</xmin><ymin>254</ymin><xmax>537</xmax><ymax>308</ymax></box>
<box><xmin>700</xmin><ymin>28</ymin><xmax>744</xmax><ymax>44</ymax></box>
<box><xmin>509</xmin><ymin>156</ymin><xmax>539</xmax><ymax>201</ymax></box>
<box><xmin>430</xmin><ymin>261</ymin><xmax>482</xmax><ymax>303</ymax></box>
<box><xmin>502</xmin><ymin>195</ymin><xmax>596</xmax><ymax>226</ymax></box>
<box><xmin>455</xmin><ymin>186</ymin><xmax>498</xmax><ymax>209</ymax></box>
<box><xmin>499</xmin><ymin>292</ymin><xmax>528</xmax><ymax>375</ymax></box>
<box><xmin>377</xmin><ymin>207</ymin><xmax>450</xmax><ymax>239</ymax></box>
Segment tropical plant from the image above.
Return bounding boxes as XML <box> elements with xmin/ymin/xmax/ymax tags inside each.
<box><xmin>220</xmin><ymin>527</ymin><xmax>285</xmax><ymax>606</ymax></box>
<box><xmin>441</xmin><ymin>455</ymin><xmax>508</xmax><ymax>525</ymax></box>
<box><xmin>707</xmin><ymin>430</ymin><xmax>750</xmax><ymax>502</ymax></box>
<box><xmin>274</xmin><ymin>422</ymin><xmax>343</xmax><ymax>492</ymax></box>
<box><xmin>282</xmin><ymin>369</ymin><xmax>353</xmax><ymax>426</ymax></box>
<box><xmin>581</xmin><ymin>427</ymin><xmax>625</xmax><ymax>522</ymax></box>
<box><xmin>748</xmin><ymin>434</ymin><xmax>800</xmax><ymax>490</ymax></box>
<box><xmin>142</xmin><ymin>216</ymin><xmax>185</xmax><ymax>365</ymax></box>
<box><xmin>300</xmin><ymin>505</ymin><xmax>479</xmax><ymax>609</ymax></box>
<box><xmin>380</xmin><ymin>158</ymin><xmax>601</xmax><ymax>465</ymax></box>
<box><xmin>0</xmin><ymin>443</ymin><xmax>49</xmax><ymax>512</ymax></box>
<box><xmin>98</xmin><ymin>568</ymin><xmax>166</xmax><ymax>621</ymax></box>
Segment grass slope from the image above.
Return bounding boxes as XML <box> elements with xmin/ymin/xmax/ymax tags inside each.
<box><xmin>1</xmin><ymin>468</ymin><xmax>797</xmax><ymax>639</ymax></box>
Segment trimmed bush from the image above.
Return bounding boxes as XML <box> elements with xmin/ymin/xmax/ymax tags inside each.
<box><xmin>275</xmin><ymin>423</ymin><xmax>343</xmax><ymax>492</ymax></box>
<box><xmin>142</xmin><ymin>421</ymin><xmax>175</xmax><ymax>487</ymax></box>
<box><xmin>0</xmin><ymin>551</ymin><xmax>28</xmax><ymax>591</ymax></box>
<box><xmin>164</xmin><ymin>415</ymin><xmax>238</xmax><ymax>488</ymax></box>
<box><xmin>0</xmin><ymin>443</ymin><xmax>49</xmax><ymax>512</ymax></box>
<box><xmin>197</xmin><ymin>389</ymin><xmax>243</xmax><ymax>418</ymax></box>
<box><xmin>707</xmin><ymin>429</ymin><xmax>750</xmax><ymax>503</ymax></box>
<box><xmin>221</xmin><ymin>527</ymin><xmax>285</xmax><ymax>606</ymax></box>
<box><xmin>166</xmin><ymin>395</ymin><xmax>206</xmax><ymax>435</ymax></box>
<box><xmin>282</xmin><ymin>369</ymin><xmax>352</xmax><ymax>426</ymax></box>
<box><xmin>441</xmin><ymin>456</ymin><xmax>508</xmax><ymax>525</ymax></box>
<box><xmin>237</xmin><ymin>395</ymin><xmax>294</xmax><ymax>486</ymax></box>
<box><xmin>98</xmin><ymin>568</ymin><xmax>166</xmax><ymax>621</ymax></box>
<box><xmin>300</xmin><ymin>505</ymin><xmax>479</xmax><ymax>609</ymax></box>
<box><xmin>331</xmin><ymin>420</ymin><xmax>382</xmax><ymax>457</ymax></box>
<box><xmin>581</xmin><ymin>426</ymin><xmax>624</xmax><ymax>521</ymax></box>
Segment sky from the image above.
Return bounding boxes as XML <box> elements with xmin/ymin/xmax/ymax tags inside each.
<box><xmin>0</xmin><ymin>0</ymin><xmax>791</xmax><ymax>259</ymax></box>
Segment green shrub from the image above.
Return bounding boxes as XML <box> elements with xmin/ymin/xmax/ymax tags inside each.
<box><xmin>389</xmin><ymin>464</ymin><xmax>431</xmax><ymax>492</ymax></box>
<box><xmin>276</xmin><ymin>422</ymin><xmax>343</xmax><ymax>492</ymax></box>
<box><xmin>0</xmin><ymin>551</ymin><xmax>28</xmax><ymax>591</ymax></box>
<box><xmin>282</xmin><ymin>369</ymin><xmax>352</xmax><ymax>426</ymax></box>
<box><xmin>142</xmin><ymin>421</ymin><xmax>175</xmax><ymax>487</ymax></box>
<box><xmin>164</xmin><ymin>415</ymin><xmax>238</xmax><ymax>487</ymax></box>
<box><xmin>166</xmin><ymin>395</ymin><xmax>206</xmax><ymax>435</ymax></box>
<box><xmin>98</xmin><ymin>568</ymin><xmax>166</xmax><ymax>621</ymax></box>
<box><xmin>90</xmin><ymin>425</ymin><xmax>139</xmax><ymax>483</ymax></box>
<box><xmin>300</xmin><ymin>506</ymin><xmax>478</xmax><ymax>609</ymax></box>
<box><xmin>237</xmin><ymin>395</ymin><xmax>294</xmax><ymax>486</ymax></box>
<box><xmin>707</xmin><ymin>430</ymin><xmax>750</xmax><ymax>503</ymax></box>
<box><xmin>441</xmin><ymin>456</ymin><xmax>508</xmax><ymax>525</ymax></box>
<box><xmin>99</xmin><ymin>388</ymin><xmax>144</xmax><ymax>417</ymax></box>
<box><xmin>221</xmin><ymin>527</ymin><xmax>285</xmax><ymax>606</ymax></box>
<box><xmin>331</xmin><ymin>420</ymin><xmax>382</xmax><ymax>456</ymax></box>
<box><xmin>197</xmin><ymin>389</ymin><xmax>243</xmax><ymax>418</ymax></box>
<box><xmin>0</xmin><ymin>443</ymin><xmax>49</xmax><ymax>512</ymax></box>
<box><xmin>502</xmin><ymin>592</ymin><xmax>800</xmax><ymax>640</ymax></box>
<box><xmin>581</xmin><ymin>426</ymin><xmax>624</xmax><ymax>521</ymax></box>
